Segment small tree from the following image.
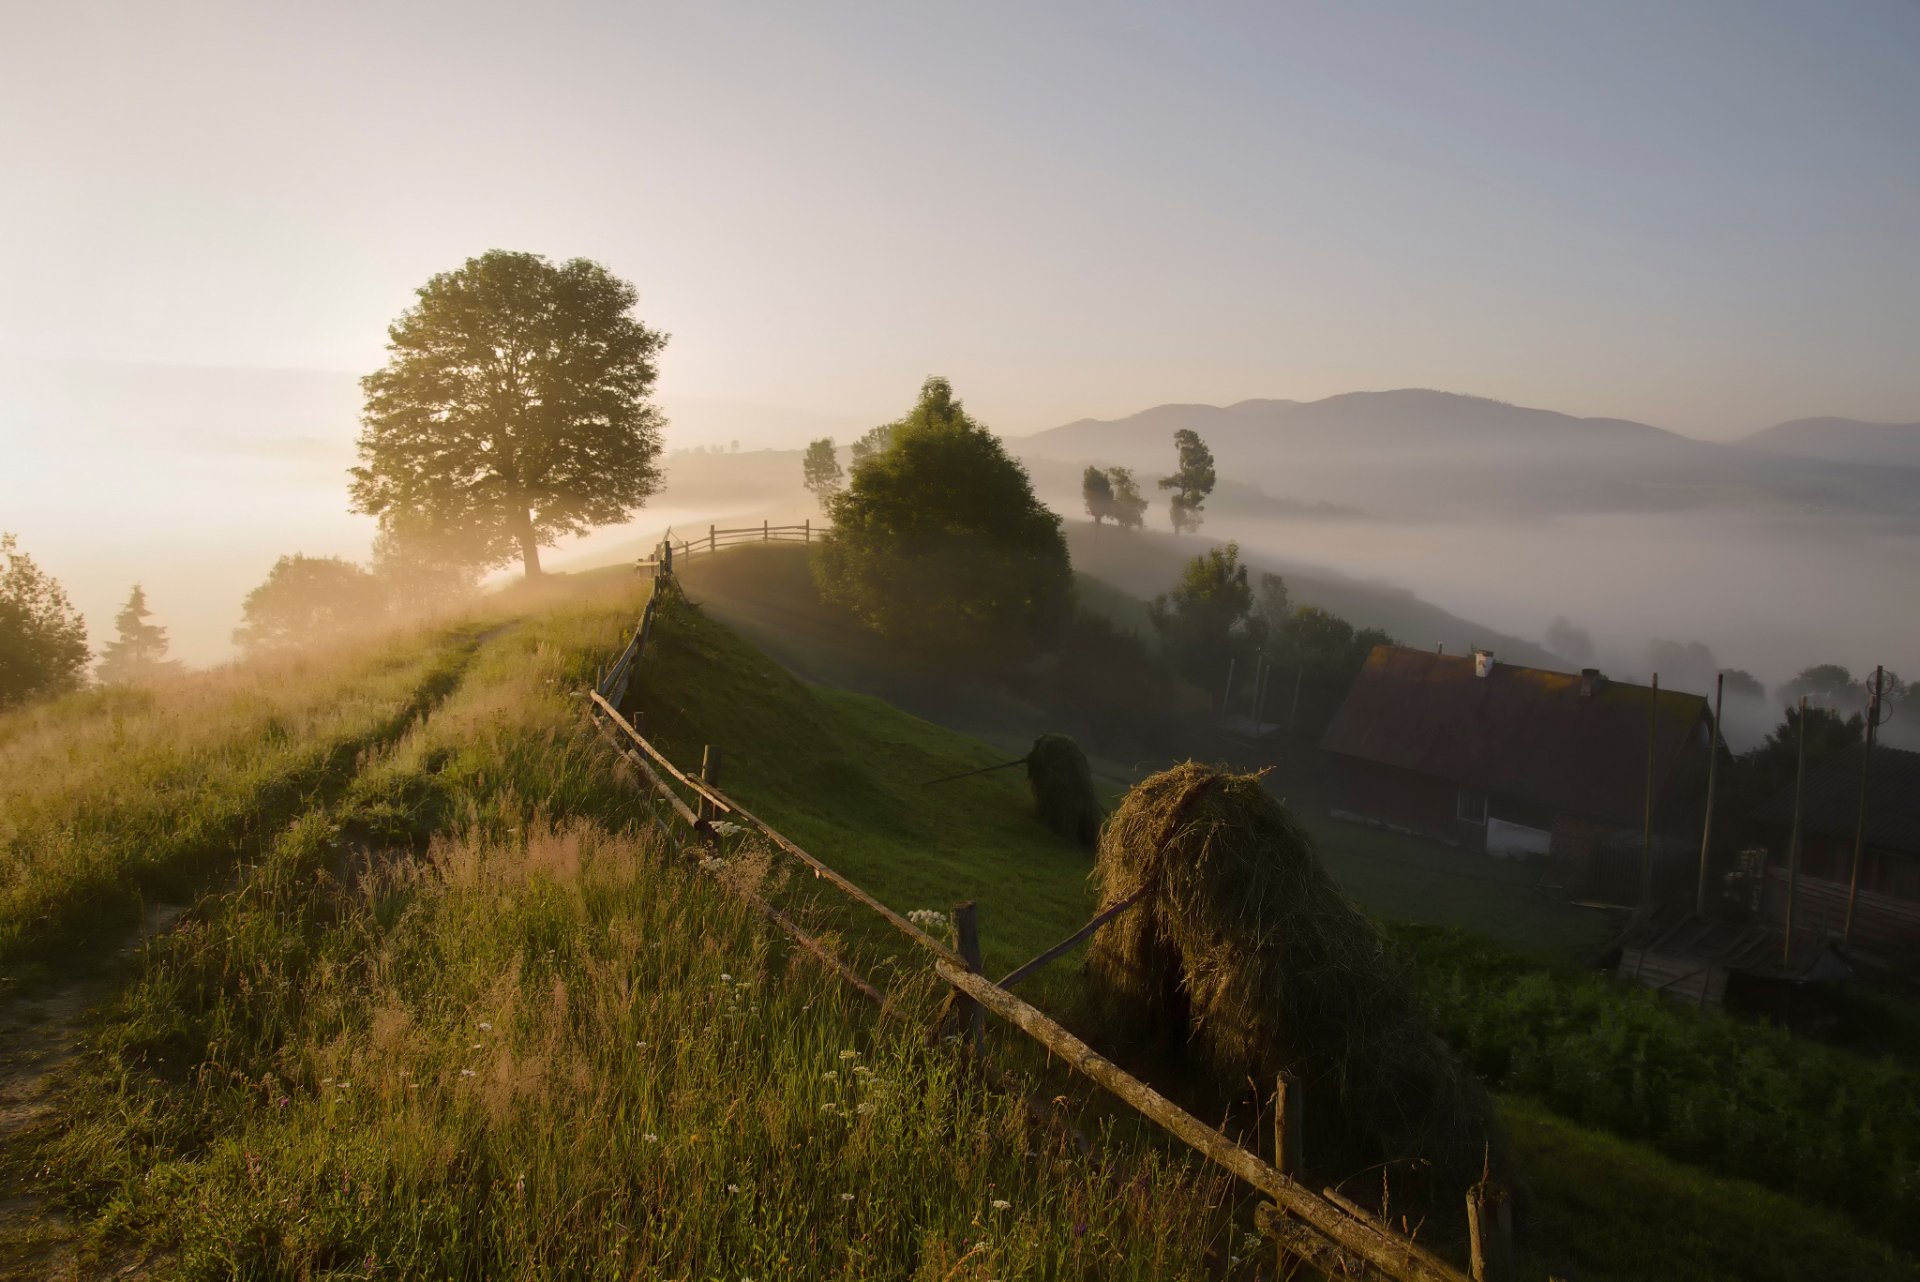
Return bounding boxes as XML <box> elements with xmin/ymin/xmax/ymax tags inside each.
<box><xmin>1546</xmin><ymin>616</ymin><xmax>1595</xmax><ymax>666</ymax></box>
<box><xmin>814</xmin><ymin>377</ymin><xmax>1070</xmax><ymax>668</ymax></box>
<box><xmin>802</xmin><ymin>438</ymin><xmax>844</xmax><ymax>509</ymax></box>
<box><xmin>0</xmin><ymin>533</ymin><xmax>89</xmax><ymax>709</ymax></box>
<box><xmin>370</xmin><ymin>515</ymin><xmax>481</xmax><ymax>614</ymax></box>
<box><xmin>234</xmin><ymin>555</ymin><xmax>385</xmax><ymax>655</ymax></box>
<box><xmin>351</xmin><ymin>250</ymin><xmax>669</xmax><ymax>579</ymax></box>
<box><xmin>1148</xmin><ymin>542</ymin><xmax>1254</xmax><ymax>695</ymax></box>
<box><xmin>1106</xmin><ymin>466</ymin><xmax>1149</xmax><ymax>530</ymax></box>
<box><xmin>1082</xmin><ymin>466</ymin><xmax>1115</xmax><ymax>524</ymax></box>
<box><xmin>1157</xmin><ymin>428</ymin><xmax>1216</xmax><ymax>533</ymax></box>
<box><xmin>97</xmin><ymin>584</ymin><xmax>181</xmax><ymax>684</ymax></box>
<box><xmin>1778</xmin><ymin>664</ymin><xmax>1862</xmax><ymax>712</ymax></box>
<box><xmin>1254</xmin><ymin>572</ymin><xmax>1291</xmax><ymax>641</ymax></box>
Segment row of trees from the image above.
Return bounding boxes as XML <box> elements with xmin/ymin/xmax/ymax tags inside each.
<box><xmin>0</xmin><ymin>532</ymin><xmax>191</xmax><ymax>706</ymax></box>
<box><xmin>1080</xmin><ymin>427</ymin><xmax>1216</xmax><ymax>533</ymax></box>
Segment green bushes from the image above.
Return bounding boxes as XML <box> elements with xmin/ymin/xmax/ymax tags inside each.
<box><xmin>1400</xmin><ymin>926</ymin><xmax>1920</xmax><ymax>1248</ymax></box>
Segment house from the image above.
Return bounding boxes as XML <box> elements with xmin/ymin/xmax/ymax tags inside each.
<box><xmin>1748</xmin><ymin>742</ymin><xmax>1920</xmax><ymax>963</ymax></box>
<box><xmin>1320</xmin><ymin>645</ymin><xmax>1713</xmax><ymax>898</ymax></box>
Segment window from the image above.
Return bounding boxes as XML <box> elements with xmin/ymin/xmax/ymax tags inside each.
<box><xmin>1456</xmin><ymin>790</ymin><xmax>1488</xmax><ymax>825</ymax></box>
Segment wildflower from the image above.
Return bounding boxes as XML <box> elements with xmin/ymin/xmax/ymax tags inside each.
<box><xmin>852</xmin><ymin>1065</ymin><xmax>871</xmax><ymax>1076</ymax></box>
<box><xmin>821</xmin><ymin>1070</ymin><xmax>837</xmax><ymax>1081</ymax></box>
<box><xmin>855</xmin><ymin>1102</ymin><xmax>876</xmax><ymax>1116</ymax></box>
<box><xmin>478</xmin><ymin>1022</ymin><xmax>493</xmax><ymax>1031</ymax></box>
<box><xmin>839</xmin><ymin>1192</ymin><xmax>854</xmax><ymax>1202</ymax></box>
<box><xmin>838</xmin><ymin>1049</ymin><xmax>858</xmax><ymax>1061</ymax></box>
<box><xmin>720</xmin><ymin>973</ymin><xmax>733</xmax><ymax>983</ymax></box>
<box><xmin>460</xmin><ymin>1069</ymin><xmax>476</xmax><ymax>1078</ymax></box>
<box><xmin>991</xmin><ymin>1199</ymin><xmax>1011</xmax><ymax>1211</ymax></box>
<box><xmin>469</xmin><ymin>1043</ymin><xmax>482</xmax><ymax>1050</ymax></box>
<box><xmin>728</xmin><ymin>1184</ymin><xmax>740</xmax><ymax>1194</ymax></box>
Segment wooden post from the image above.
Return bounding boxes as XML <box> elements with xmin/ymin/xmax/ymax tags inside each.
<box><xmin>1696</xmin><ymin>672</ymin><xmax>1723</xmax><ymax>917</ymax></box>
<box><xmin>763</xmin><ymin>518</ymin><xmax>770</xmax><ymax>541</ymax></box>
<box><xmin>1784</xmin><ymin>695</ymin><xmax>1808</xmax><ymax>964</ymax></box>
<box><xmin>1845</xmin><ymin>665</ymin><xmax>1883</xmax><ymax>945</ymax></box>
<box><xmin>804</xmin><ymin>517</ymin><xmax>811</xmax><ymax>543</ymax></box>
<box><xmin>1641</xmin><ymin>674</ymin><xmax>1659</xmax><ymax>907</ymax></box>
<box><xmin>1466</xmin><ymin>1183</ymin><xmax>1514</xmax><ymax>1282</ymax></box>
<box><xmin>1272</xmin><ymin>1071</ymin><xmax>1301</xmax><ymax>1178</ymax></box>
<box><xmin>709</xmin><ymin>523</ymin><xmax>716</xmax><ymax>554</ymax></box>
<box><xmin>952</xmin><ymin>902</ymin><xmax>986</xmax><ymax>1055</ymax></box>
<box><xmin>699</xmin><ymin>744</ymin><xmax>719</xmax><ymax>825</ymax></box>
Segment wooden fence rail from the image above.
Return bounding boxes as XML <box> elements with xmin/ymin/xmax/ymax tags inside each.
<box><xmin>585</xmin><ymin>557</ymin><xmax>1489</xmax><ymax>1282</ymax></box>
<box><xmin>635</xmin><ymin>519</ymin><xmax>819</xmax><ymax>569</ymax></box>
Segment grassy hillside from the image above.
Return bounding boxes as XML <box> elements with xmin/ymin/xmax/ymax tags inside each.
<box><xmin>4</xmin><ymin>555</ymin><xmax>1914</xmax><ymax>1280</ymax></box>
<box><xmin>0</xmin><ymin>569</ymin><xmax>1238</xmax><ymax>1280</ymax></box>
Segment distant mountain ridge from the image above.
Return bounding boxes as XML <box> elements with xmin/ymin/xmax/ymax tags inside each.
<box><xmin>1738</xmin><ymin>417</ymin><xmax>1920</xmax><ymax>469</ymax></box>
<box><xmin>1017</xmin><ymin>389</ymin><xmax>1919</xmax><ymax>520</ymax></box>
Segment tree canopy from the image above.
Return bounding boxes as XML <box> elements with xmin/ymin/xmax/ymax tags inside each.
<box><xmin>234</xmin><ymin>555</ymin><xmax>385</xmax><ymax>655</ymax></box>
<box><xmin>1106</xmin><ymin>467</ymin><xmax>1149</xmax><ymax>530</ymax></box>
<box><xmin>351</xmin><ymin>250</ymin><xmax>669</xmax><ymax>578</ymax></box>
<box><xmin>1148</xmin><ymin>542</ymin><xmax>1254</xmax><ymax>694</ymax></box>
<box><xmin>0</xmin><ymin>533</ymin><xmax>89</xmax><ymax>709</ymax></box>
<box><xmin>97</xmin><ymin>584</ymin><xmax>180</xmax><ymax>684</ymax></box>
<box><xmin>802</xmin><ymin>438</ymin><xmax>844</xmax><ymax>509</ymax></box>
<box><xmin>813</xmin><ymin>377</ymin><xmax>1071</xmax><ymax>668</ymax></box>
<box><xmin>1082</xmin><ymin>466</ymin><xmax>1115</xmax><ymax>524</ymax></box>
<box><xmin>1157</xmin><ymin>428</ymin><xmax>1216</xmax><ymax>533</ymax></box>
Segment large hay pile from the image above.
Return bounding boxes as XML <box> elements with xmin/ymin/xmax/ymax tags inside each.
<box><xmin>1088</xmin><ymin>762</ymin><xmax>1503</xmax><ymax>1208</ymax></box>
<box><xmin>1025</xmin><ymin>734</ymin><xmax>1101</xmax><ymax>850</ymax></box>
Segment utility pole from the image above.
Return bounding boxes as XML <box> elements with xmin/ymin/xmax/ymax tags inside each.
<box><xmin>1844</xmin><ymin>666</ymin><xmax>1885</xmax><ymax>945</ymax></box>
<box><xmin>1696</xmin><ymin>673</ymin><xmax>1723</xmax><ymax>917</ymax></box>
<box><xmin>1641</xmin><ymin>674</ymin><xmax>1659</xmax><ymax>909</ymax></box>
<box><xmin>1784</xmin><ymin>696</ymin><xmax>1808</xmax><ymax>965</ymax></box>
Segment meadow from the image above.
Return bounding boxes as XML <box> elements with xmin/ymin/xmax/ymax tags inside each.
<box><xmin>2</xmin><ymin>555</ymin><xmax>1915</xmax><ymax>1280</ymax></box>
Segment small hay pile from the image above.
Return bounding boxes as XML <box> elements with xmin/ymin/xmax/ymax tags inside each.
<box><xmin>1025</xmin><ymin>734</ymin><xmax>1102</xmax><ymax>850</ymax></box>
<box><xmin>1088</xmin><ymin>762</ymin><xmax>1504</xmax><ymax>1208</ymax></box>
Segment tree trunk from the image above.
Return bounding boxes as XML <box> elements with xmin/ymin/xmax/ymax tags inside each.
<box><xmin>516</xmin><ymin>508</ymin><xmax>542</xmax><ymax>578</ymax></box>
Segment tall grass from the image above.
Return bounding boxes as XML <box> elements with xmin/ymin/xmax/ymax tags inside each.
<box><xmin>29</xmin><ymin>572</ymin><xmax>1245</xmax><ymax>1279</ymax></box>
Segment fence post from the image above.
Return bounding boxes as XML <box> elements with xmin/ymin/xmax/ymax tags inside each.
<box><xmin>804</xmin><ymin>518</ymin><xmax>810</xmax><ymax>543</ymax></box>
<box><xmin>710</xmin><ymin>524</ymin><xmax>716</xmax><ymax>555</ymax></box>
<box><xmin>763</xmin><ymin>519</ymin><xmax>770</xmax><ymax>542</ymax></box>
<box><xmin>952</xmin><ymin>901</ymin><xmax>986</xmax><ymax>1056</ymax></box>
<box><xmin>699</xmin><ymin>744</ymin><xmax>719</xmax><ymax>825</ymax></box>
<box><xmin>1466</xmin><ymin>1182</ymin><xmax>1513</xmax><ymax>1282</ymax></box>
<box><xmin>1273</xmin><ymin>1070</ymin><xmax>1302</xmax><ymax>1178</ymax></box>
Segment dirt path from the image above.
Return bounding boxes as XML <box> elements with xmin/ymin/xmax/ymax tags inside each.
<box><xmin>0</xmin><ymin>904</ymin><xmax>182</xmax><ymax>1280</ymax></box>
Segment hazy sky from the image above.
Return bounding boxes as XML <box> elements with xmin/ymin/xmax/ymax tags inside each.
<box><xmin>3</xmin><ymin>1</ymin><xmax>1919</xmax><ymax>666</ymax></box>
<box><xmin>4</xmin><ymin>0</ymin><xmax>1918</xmax><ymax>439</ymax></box>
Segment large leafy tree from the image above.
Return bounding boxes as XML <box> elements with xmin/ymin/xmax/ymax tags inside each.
<box><xmin>1148</xmin><ymin>541</ymin><xmax>1254</xmax><ymax>694</ymax></box>
<box><xmin>802</xmin><ymin>438</ymin><xmax>844</xmax><ymax>509</ymax></box>
<box><xmin>233</xmin><ymin>555</ymin><xmax>385</xmax><ymax>655</ymax></box>
<box><xmin>1158</xmin><ymin>428</ymin><xmax>1216</xmax><ymax>533</ymax></box>
<box><xmin>97</xmin><ymin>584</ymin><xmax>181</xmax><ymax>684</ymax></box>
<box><xmin>814</xmin><ymin>377</ymin><xmax>1071</xmax><ymax>668</ymax></box>
<box><xmin>1082</xmin><ymin>466</ymin><xmax>1115</xmax><ymax>524</ymax></box>
<box><xmin>351</xmin><ymin>250</ymin><xmax>669</xmax><ymax>578</ymax></box>
<box><xmin>1106</xmin><ymin>466</ymin><xmax>1149</xmax><ymax>530</ymax></box>
<box><xmin>0</xmin><ymin>533</ymin><xmax>89</xmax><ymax>709</ymax></box>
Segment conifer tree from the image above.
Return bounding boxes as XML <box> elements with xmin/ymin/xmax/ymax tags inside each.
<box><xmin>97</xmin><ymin>583</ymin><xmax>179</xmax><ymax>683</ymax></box>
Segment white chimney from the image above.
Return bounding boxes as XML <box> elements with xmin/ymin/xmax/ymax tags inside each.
<box><xmin>1473</xmin><ymin>648</ymin><xmax>1495</xmax><ymax>678</ymax></box>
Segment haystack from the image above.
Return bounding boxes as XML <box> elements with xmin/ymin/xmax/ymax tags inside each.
<box><xmin>1025</xmin><ymin>734</ymin><xmax>1102</xmax><ymax>850</ymax></box>
<box><xmin>1088</xmin><ymin>762</ymin><xmax>1504</xmax><ymax>1209</ymax></box>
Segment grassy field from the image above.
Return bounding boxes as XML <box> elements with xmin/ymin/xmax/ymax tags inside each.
<box><xmin>1</xmin><ymin>569</ymin><xmax>1245</xmax><ymax>1280</ymax></box>
<box><xmin>4</xmin><ymin>550</ymin><xmax>1915</xmax><ymax>1280</ymax></box>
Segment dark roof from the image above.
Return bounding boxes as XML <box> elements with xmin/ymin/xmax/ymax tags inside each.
<box><xmin>1321</xmin><ymin>645</ymin><xmax>1710</xmax><ymax>827</ymax></box>
<box><xmin>1750</xmin><ymin>743</ymin><xmax>1920</xmax><ymax>856</ymax></box>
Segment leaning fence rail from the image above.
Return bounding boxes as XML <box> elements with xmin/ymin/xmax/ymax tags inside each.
<box><xmin>635</xmin><ymin>519</ymin><xmax>819</xmax><ymax>570</ymax></box>
<box><xmin>585</xmin><ymin>554</ymin><xmax>1497</xmax><ymax>1282</ymax></box>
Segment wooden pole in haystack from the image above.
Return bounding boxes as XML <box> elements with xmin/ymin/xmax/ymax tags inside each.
<box><xmin>1641</xmin><ymin>674</ymin><xmax>1659</xmax><ymax>908</ymax></box>
<box><xmin>952</xmin><ymin>902</ymin><xmax>985</xmax><ymax>1055</ymax></box>
<box><xmin>1696</xmin><ymin>672</ymin><xmax>1724</xmax><ymax>917</ymax></box>
<box><xmin>1272</xmin><ymin>1071</ymin><xmax>1302</xmax><ymax>1177</ymax></box>
<box><xmin>1845</xmin><ymin>665</ymin><xmax>1884</xmax><ymax>945</ymax></box>
<box><xmin>1784</xmin><ymin>695</ymin><xmax>1808</xmax><ymax>964</ymax></box>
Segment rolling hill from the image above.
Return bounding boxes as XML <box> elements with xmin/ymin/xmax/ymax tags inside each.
<box><xmin>1014</xmin><ymin>389</ymin><xmax>1920</xmax><ymax>520</ymax></box>
<box><xmin>1738</xmin><ymin>417</ymin><xmax>1920</xmax><ymax>469</ymax></box>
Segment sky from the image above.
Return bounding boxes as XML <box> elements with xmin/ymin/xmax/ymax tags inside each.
<box><xmin>3</xmin><ymin>0</ymin><xmax>1919</xmax><ymax>661</ymax></box>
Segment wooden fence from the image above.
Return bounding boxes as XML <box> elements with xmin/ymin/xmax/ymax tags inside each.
<box><xmin>634</xmin><ymin>520</ymin><xmax>817</xmax><ymax>571</ymax></box>
<box><xmin>587</xmin><ymin>559</ymin><xmax>1504</xmax><ymax>1282</ymax></box>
